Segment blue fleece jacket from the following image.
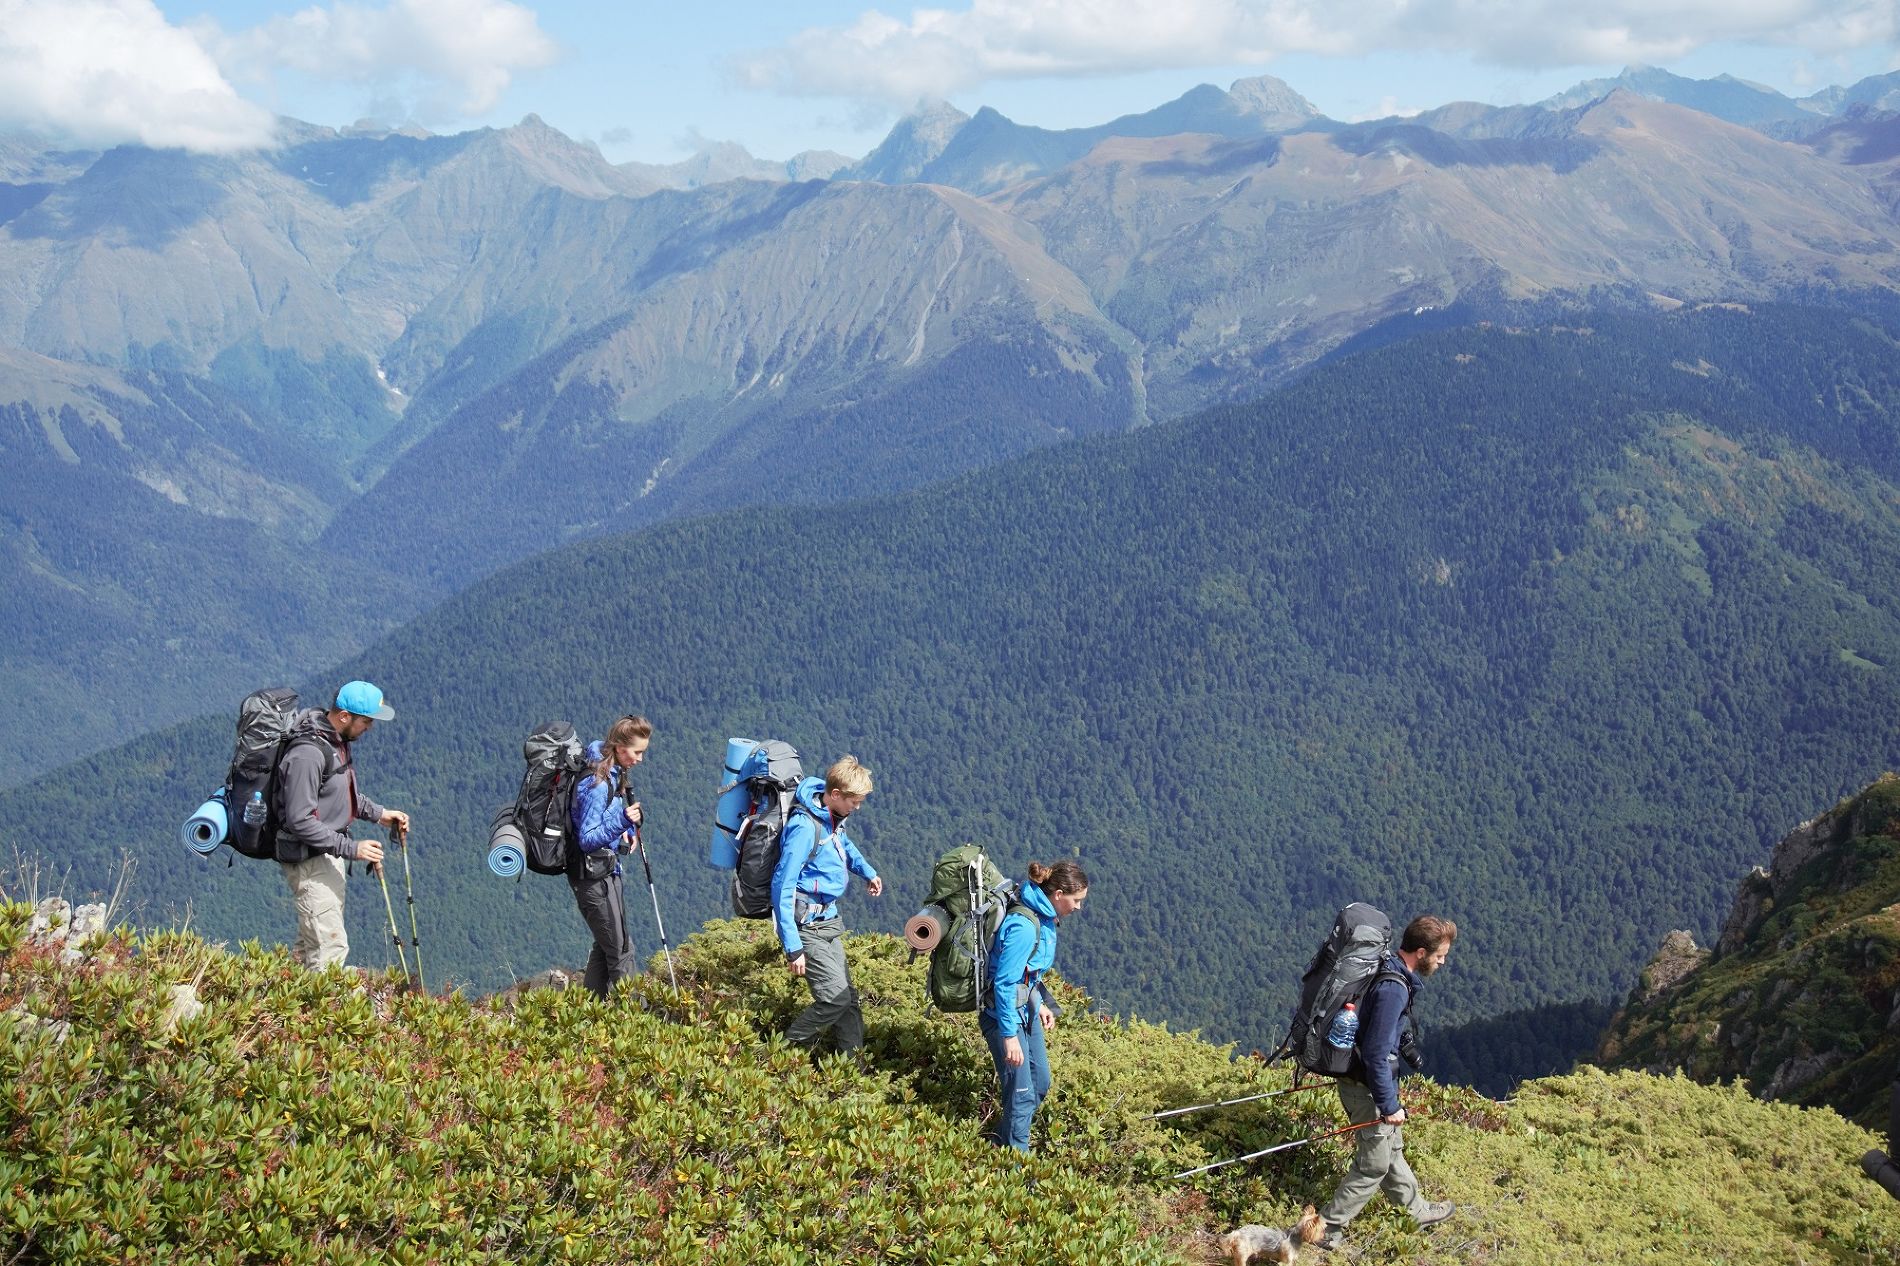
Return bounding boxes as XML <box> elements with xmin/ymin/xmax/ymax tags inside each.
<box><xmin>982</xmin><ymin>880</ymin><xmax>1059</xmax><ymax>1038</ymax></box>
<box><xmin>771</xmin><ymin>776</ymin><xmax>878</xmax><ymax>959</ymax></box>
<box><xmin>1355</xmin><ymin>957</ymin><xmax>1419</xmax><ymax>1116</ymax></box>
<box><xmin>570</xmin><ymin>741</ymin><xmax>632</xmax><ymax>877</ymax></box>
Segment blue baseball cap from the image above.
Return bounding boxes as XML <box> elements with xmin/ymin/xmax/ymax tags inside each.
<box><xmin>335</xmin><ymin>680</ymin><xmax>395</xmax><ymax>721</ymax></box>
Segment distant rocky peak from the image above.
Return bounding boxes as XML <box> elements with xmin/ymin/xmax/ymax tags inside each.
<box><xmin>904</xmin><ymin>100</ymin><xmax>973</xmax><ymax>142</ymax></box>
<box><xmin>841</xmin><ymin>100</ymin><xmax>972</xmax><ymax>184</ymax></box>
<box><xmin>1226</xmin><ymin>74</ymin><xmax>1320</xmax><ymax>123</ymax></box>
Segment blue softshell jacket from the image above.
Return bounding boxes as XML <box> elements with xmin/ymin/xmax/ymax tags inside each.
<box><xmin>570</xmin><ymin>741</ymin><xmax>630</xmax><ymax>877</ymax></box>
<box><xmin>771</xmin><ymin>775</ymin><xmax>878</xmax><ymax>959</ymax></box>
<box><xmin>983</xmin><ymin>880</ymin><xmax>1059</xmax><ymax>1039</ymax></box>
<box><xmin>1355</xmin><ymin>957</ymin><xmax>1420</xmax><ymax>1116</ymax></box>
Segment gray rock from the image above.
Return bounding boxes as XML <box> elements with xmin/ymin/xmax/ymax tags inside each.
<box><xmin>59</xmin><ymin>903</ymin><xmax>107</xmax><ymax>964</ymax></box>
<box><xmin>27</xmin><ymin>898</ymin><xmax>69</xmax><ymax>942</ymax></box>
<box><xmin>161</xmin><ymin>983</ymin><xmax>204</xmax><ymax>1034</ymax></box>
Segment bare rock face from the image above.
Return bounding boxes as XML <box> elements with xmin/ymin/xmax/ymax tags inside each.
<box><xmin>1715</xmin><ymin>867</ymin><xmax>1775</xmax><ymax>956</ymax></box>
<box><xmin>1763</xmin><ymin>1051</ymin><xmax>1842</xmax><ymax>1099</ymax></box>
<box><xmin>1634</xmin><ymin>930</ymin><xmax>1711</xmax><ymax>1002</ymax></box>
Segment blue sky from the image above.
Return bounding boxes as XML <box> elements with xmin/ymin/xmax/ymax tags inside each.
<box><xmin>2</xmin><ymin>0</ymin><xmax>1895</xmax><ymax>161</ymax></box>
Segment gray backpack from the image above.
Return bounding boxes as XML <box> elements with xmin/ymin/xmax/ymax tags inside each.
<box><xmin>511</xmin><ymin>721</ymin><xmax>589</xmax><ymax>876</ymax></box>
<box><xmin>1283</xmin><ymin>902</ymin><xmax>1408</xmax><ymax>1076</ymax></box>
<box><xmin>727</xmin><ymin>741</ymin><xmax>806</xmax><ymax>918</ymax></box>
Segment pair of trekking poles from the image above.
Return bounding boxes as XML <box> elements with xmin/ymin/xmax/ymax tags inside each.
<box><xmin>375</xmin><ymin>823</ymin><xmax>426</xmax><ymax>993</ymax></box>
<box><xmin>1150</xmin><ymin>1078</ymin><xmax>1385</xmax><ymax>1180</ymax></box>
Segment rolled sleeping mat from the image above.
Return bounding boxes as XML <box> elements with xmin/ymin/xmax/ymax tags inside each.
<box><xmin>709</xmin><ymin>737</ymin><xmax>761</xmax><ymax>870</ymax></box>
<box><xmin>487</xmin><ymin>807</ymin><xmax>526</xmax><ymax>879</ymax></box>
<box><xmin>904</xmin><ymin>904</ymin><xmax>950</xmax><ymax>953</ymax></box>
<box><xmin>181</xmin><ymin>792</ymin><xmax>229</xmax><ymax>855</ymax></box>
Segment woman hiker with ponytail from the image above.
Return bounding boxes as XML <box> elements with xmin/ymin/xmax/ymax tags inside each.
<box><xmin>982</xmin><ymin>859</ymin><xmax>1089</xmax><ymax>1152</ymax></box>
<box><xmin>568</xmin><ymin>715</ymin><xmax>652</xmax><ymax>999</ymax></box>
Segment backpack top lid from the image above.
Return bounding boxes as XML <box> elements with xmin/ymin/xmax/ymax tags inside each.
<box><xmin>739</xmin><ymin>740</ymin><xmax>803</xmax><ymax>791</ymax></box>
<box><xmin>523</xmin><ymin>721</ymin><xmax>586</xmax><ymax>771</ymax></box>
<box><xmin>229</xmin><ymin>687</ymin><xmax>300</xmax><ymax>780</ymax></box>
<box><xmin>927</xmin><ymin>845</ymin><xmax>1015</xmax><ymax>918</ymax></box>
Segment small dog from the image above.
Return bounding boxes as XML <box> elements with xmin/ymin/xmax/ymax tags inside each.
<box><xmin>1219</xmin><ymin>1206</ymin><xmax>1327</xmax><ymax>1265</ymax></box>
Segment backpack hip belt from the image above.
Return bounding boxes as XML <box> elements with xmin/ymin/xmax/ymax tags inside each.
<box><xmin>794</xmin><ymin>894</ymin><xmax>837</xmax><ymax>925</ymax></box>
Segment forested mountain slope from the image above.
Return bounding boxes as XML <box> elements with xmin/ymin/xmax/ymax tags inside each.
<box><xmin>11</xmin><ymin>306</ymin><xmax>1900</xmax><ymax>1089</ymax></box>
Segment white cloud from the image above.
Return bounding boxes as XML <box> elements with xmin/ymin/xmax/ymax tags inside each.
<box><xmin>203</xmin><ymin>0</ymin><xmax>558</xmax><ymax>122</ymax></box>
<box><xmin>0</xmin><ymin>0</ymin><xmax>275</xmax><ymax>152</ymax></box>
<box><xmin>739</xmin><ymin>0</ymin><xmax>1900</xmax><ymax>104</ymax></box>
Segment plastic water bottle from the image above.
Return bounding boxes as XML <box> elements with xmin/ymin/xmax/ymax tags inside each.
<box><xmin>242</xmin><ymin>791</ymin><xmax>267</xmax><ymax>827</ymax></box>
<box><xmin>1326</xmin><ymin>1002</ymin><xmax>1359</xmax><ymax>1050</ymax></box>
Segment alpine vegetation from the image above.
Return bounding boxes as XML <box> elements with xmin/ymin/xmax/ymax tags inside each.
<box><xmin>1</xmin><ymin>905</ymin><xmax>1895</xmax><ymax>1265</ymax></box>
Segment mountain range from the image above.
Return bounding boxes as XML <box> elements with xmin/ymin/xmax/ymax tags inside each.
<box><xmin>5</xmin><ymin>66</ymin><xmax>1900</xmax><ymax>790</ymax></box>
<box><xmin>14</xmin><ymin>304</ymin><xmax>1900</xmax><ymax>1094</ymax></box>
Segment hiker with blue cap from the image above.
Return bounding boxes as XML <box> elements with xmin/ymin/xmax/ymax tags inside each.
<box><xmin>274</xmin><ymin>680</ymin><xmax>410</xmax><ymax>970</ymax></box>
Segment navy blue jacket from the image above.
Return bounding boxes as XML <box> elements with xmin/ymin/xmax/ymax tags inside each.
<box><xmin>1355</xmin><ymin>957</ymin><xmax>1419</xmax><ymax>1117</ymax></box>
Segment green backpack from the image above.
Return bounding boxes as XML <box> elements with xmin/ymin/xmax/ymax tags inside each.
<box><xmin>924</xmin><ymin>845</ymin><xmax>1043</xmax><ymax>1013</ymax></box>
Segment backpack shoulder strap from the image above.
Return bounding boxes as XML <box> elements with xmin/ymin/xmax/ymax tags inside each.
<box><xmin>1006</xmin><ymin>903</ymin><xmax>1046</xmax><ymax>968</ymax></box>
<box><xmin>276</xmin><ymin>729</ymin><xmax>338</xmax><ymax>782</ymax></box>
<box><xmin>1373</xmin><ymin>962</ymin><xmax>1415</xmax><ymax>1013</ymax></box>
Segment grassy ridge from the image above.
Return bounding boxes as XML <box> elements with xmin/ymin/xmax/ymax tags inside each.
<box><xmin>2</xmin><ymin>908</ymin><xmax>1896</xmax><ymax>1264</ymax></box>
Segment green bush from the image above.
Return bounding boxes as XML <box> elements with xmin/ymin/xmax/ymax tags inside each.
<box><xmin>2</xmin><ymin>910</ymin><xmax>1896</xmax><ymax>1265</ymax></box>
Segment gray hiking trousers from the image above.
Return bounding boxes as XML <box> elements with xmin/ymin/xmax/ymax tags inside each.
<box><xmin>568</xmin><ymin>869</ymin><xmax>634</xmax><ymax>998</ymax></box>
<box><xmin>1320</xmin><ymin>1080</ymin><xmax>1433</xmax><ymax>1226</ymax></box>
<box><xmin>786</xmin><ymin>918</ymin><xmax>862</xmax><ymax>1052</ymax></box>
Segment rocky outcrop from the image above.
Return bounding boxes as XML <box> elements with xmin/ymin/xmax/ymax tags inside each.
<box><xmin>1632</xmin><ymin>930</ymin><xmax>1711</xmax><ymax>1002</ymax></box>
<box><xmin>1597</xmin><ymin>775</ymin><xmax>1900</xmax><ymax>1126</ymax></box>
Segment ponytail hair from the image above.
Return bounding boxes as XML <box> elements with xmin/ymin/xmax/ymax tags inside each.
<box><xmin>592</xmin><ymin>714</ymin><xmax>652</xmax><ymax>787</ymax></box>
<box><xmin>1027</xmin><ymin>859</ymin><xmax>1089</xmax><ymax>894</ymax></box>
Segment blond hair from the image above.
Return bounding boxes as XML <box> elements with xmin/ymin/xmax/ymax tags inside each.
<box><xmin>824</xmin><ymin>754</ymin><xmax>874</xmax><ymax>798</ymax></box>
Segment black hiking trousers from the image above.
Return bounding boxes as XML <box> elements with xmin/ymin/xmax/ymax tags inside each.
<box><xmin>569</xmin><ymin>868</ymin><xmax>634</xmax><ymax>998</ymax></box>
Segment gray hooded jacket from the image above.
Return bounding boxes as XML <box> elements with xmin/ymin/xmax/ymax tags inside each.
<box><xmin>272</xmin><ymin>709</ymin><xmax>387</xmax><ymax>863</ymax></box>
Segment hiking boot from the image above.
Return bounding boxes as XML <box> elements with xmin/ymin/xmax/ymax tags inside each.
<box><xmin>1315</xmin><ymin>1222</ymin><xmax>1348</xmax><ymax>1250</ymax></box>
<box><xmin>1414</xmin><ymin>1201</ymin><xmax>1456</xmax><ymax>1228</ymax></box>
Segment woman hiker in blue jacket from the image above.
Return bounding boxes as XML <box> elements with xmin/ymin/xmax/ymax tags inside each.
<box><xmin>568</xmin><ymin>715</ymin><xmax>651</xmax><ymax>999</ymax></box>
<box><xmin>771</xmin><ymin>755</ymin><xmax>883</xmax><ymax>1058</ymax></box>
<box><xmin>982</xmin><ymin>858</ymin><xmax>1089</xmax><ymax>1152</ymax></box>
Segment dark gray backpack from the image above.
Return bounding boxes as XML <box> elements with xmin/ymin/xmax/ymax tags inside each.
<box><xmin>224</xmin><ymin>688</ymin><xmax>332</xmax><ymax>861</ymax></box>
<box><xmin>512</xmin><ymin>721</ymin><xmax>588</xmax><ymax>876</ymax></box>
<box><xmin>726</xmin><ymin>740</ymin><xmax>805</xmax><ymax>918</ymax></box>
<box><xmin>1283</xmin><ymin>902</ymin><xmax>1408</xmax><ymax>1076</ymax></box>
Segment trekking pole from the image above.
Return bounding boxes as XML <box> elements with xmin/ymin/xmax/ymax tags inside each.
<box><xmin>395</xmin><ymin>823</ymin><xmax>426</xmax><ymax>995</ymax></box>
<box><xmin>1171</xmin><ymin>1118</ymin><xmax>1381</xmax><ymax>1180</ymax></box>
<box><xmin>375</xmin><ymin>860</ymin><xmax>412</xmax><ymax>984</ymax></box>
<box><xmin>1147</xmin><ymin>1081</ymin><xmax>1337</xmax><ymax>1120</ymax></box>
<box><xmin>624</xmin><ymin>778</ymin><xmax>679</xmax><ymax>991</ymax></box>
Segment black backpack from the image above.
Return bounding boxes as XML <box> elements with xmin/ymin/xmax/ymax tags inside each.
<box><xmin>724</xmin><ymin>741</ymin><xmax>805</xmax><ymax>918</ymax></box>
<box><xmin>510</xmin><ymin>721</ymin><xmax>589</xmax><ymax>876</ymax></box>
<box><xmin>1280</xmin><ymin>902</ymin><xmax>1410</xmax><ymax>1077</ymax></box>
<box><xmin>223</xmin><ymin>688</ymin><xmax>334</xmax><ymax>861</ymax></box>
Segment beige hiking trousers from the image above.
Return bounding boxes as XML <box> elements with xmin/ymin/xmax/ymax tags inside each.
<box><xmin>280</xmin><ymin>853</ymin><xmax>350</xmax><ymax>969</ymax></box>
